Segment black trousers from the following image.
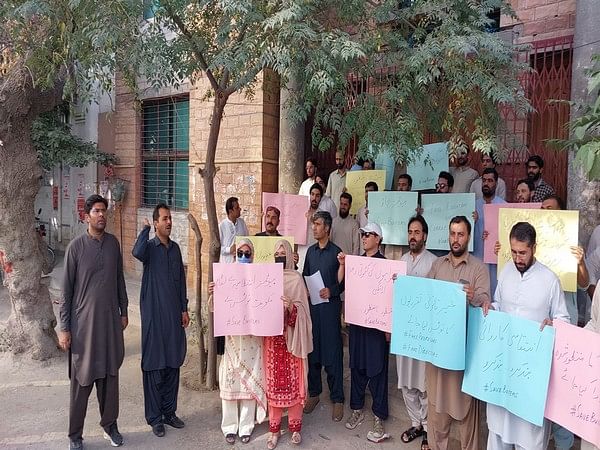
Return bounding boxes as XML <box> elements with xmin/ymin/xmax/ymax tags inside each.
<box><xmin>307</xmin><ymin>357</ymin><xmax>345</xmax><ymax>403</ymax></box>
<box><xmin>69</xmin><ymin>373</ymin><xmax>119</xmax><ymax>441</ymax></box>
<box><xmin>143</xmin><ymin>367</ymin><xmax>180</xmax><ymax>426</ymax></box>
<box><xmin>349</xmin><ymin>362</ymin><xmax>389</xmax><ymax>420</ymax></box>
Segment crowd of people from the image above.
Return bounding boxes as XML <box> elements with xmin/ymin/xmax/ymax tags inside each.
<box><xmin>57</xmin><ymin>147</ymin><xmax>600</xmax><ymax>450</ymax></box>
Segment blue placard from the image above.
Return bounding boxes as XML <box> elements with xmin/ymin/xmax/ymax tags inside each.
<box><xmin>368</xmin><ymin>191</ymin><xmax>419</xmax><ymax>245</ymax></box>
<box><xmin>462</xmin><ymin>307</ymin><xmax>555</xmax><ymax>427</ymax></box>
<box><xmin>391</xmin><ymin>276</ymin><xmax>466</xmax><ymax>370</ymax></box>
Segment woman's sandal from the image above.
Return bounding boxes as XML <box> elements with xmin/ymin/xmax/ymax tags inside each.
<box><xmin>291</xmin><ymin>431</ymin><xmax>301</xmax><ymax>445</ymax></box>
<box><xmin>267</xmin><ymin>432</ymin><xmax>280</xmax><ymax>449</ymax></box>
<box><xmin>401</xmin><ymin>425</ymin><xmax>424</xmax><ymax>443</ymax></box>
<box><xmin>421</xmin><ymin>432</ymin><xmax>430</xmax><ymax>450</ymax></box>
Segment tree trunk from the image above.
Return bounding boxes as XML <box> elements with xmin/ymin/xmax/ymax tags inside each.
<box><xmin>187</xmin><ymin>212</ymin><xmax>205</xmax><ymax>381</ymax></box>
<box><xmin>0</xmin><ymin>70</ymin><xmax>64</xmax><ymax>359</ymax></box>
<box><xmin>199</xmin><ymin>90</ymin><xmax>228</xmax><ymax>390</ymax></box>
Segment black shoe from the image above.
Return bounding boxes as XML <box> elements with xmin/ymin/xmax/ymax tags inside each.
<box><xmin>69</xmin><ymin>438</ymin><xmax>83</xmax><ymax>449</ymax></box>
<box><xmin>152</xmin><ymin>423</ymin><xmax>166</xmax><ymax>437</ymax></box>
<box><xmin>103</xmin><ymin>423</ymin><xmax>123</xmax><ymax>447</ymax></box>
<box><xmin>164</xmin><ymin>414</ymin><xmax>185</xmax><ymax>429</ymax></box>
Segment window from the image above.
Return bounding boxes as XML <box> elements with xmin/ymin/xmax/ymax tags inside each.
<box><xmin>142</xmin><ymin>96</ymin><xmax>189</xmax><ymax>210</ymax></box>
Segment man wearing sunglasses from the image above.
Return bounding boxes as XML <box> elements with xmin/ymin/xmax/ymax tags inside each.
<box><xmin>342</xmin><ymin>222</ymin><xmax>391</xmax><ymax>443</ymax></box>
<box><xmin>435</xmin><ymin>171</ymin><xmax>454</xmax><ymax>193</ymax></box>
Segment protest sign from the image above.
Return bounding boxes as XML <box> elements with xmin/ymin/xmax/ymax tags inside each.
<box><xmin>368</xmin><ymin>191</ymin><xmax>419</xmax><ymax>245</ymax></box>
<box><xmin>421</xmin><ymin>193</ymin><xmax>476</xmax><ymax>251</ymax></box>
<box><xmin>345</xmin><ymin>170</ymin><xmax>386</xmax><ymax>214</ymax></box>
<box><xmin>262</xmin><ymin>192</ymin><xmax>309</xmax><ymax>245</ymax></box>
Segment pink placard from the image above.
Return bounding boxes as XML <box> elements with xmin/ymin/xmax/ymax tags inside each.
<box><xmin>344</xmin><ymin>255</ymin><xmax>407</xmax><ymax>333</ymax></box>
<box><xmin>262</xmin><ymin>192</ymin><xmax>309</xmax><ymax>245</ymax></box>
<box><xmin>544</xmin><ymin>320</ymin><xmax>600</xmax><ymax>448</ymax></box>
<box><xmin>483</xmin><ymin>202</ymin><xmax>541</xmax><ymax>263</ymax></box>
<box><xmin>213</xmin><ymin>263</ymin><xmax>284</xmax><ymax>337</ymax></box>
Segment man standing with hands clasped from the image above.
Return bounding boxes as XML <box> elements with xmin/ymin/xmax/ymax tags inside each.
<box><xmin>59</xmin><ymin>194</ymin><xmax>128</xmax><ymax>450</ymax></box>
<box><xmin>133</xmin><ymin>203</ymin><xmax>189</xmax><ymax>438</ymax></box>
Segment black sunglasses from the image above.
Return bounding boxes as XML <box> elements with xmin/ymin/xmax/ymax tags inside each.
<box><xmin>237</xmin><ymin>251</ymin><xmax>252</xmax><ymax>258</ymax></box>
<box><xmin>435</xmin><ymin>183</ymin><xmax>447</xmax><ymax>189</ymax></box>
<box><xmin>360</xmin><ymin>231</ymin><xmax>377</xmax><ymax>238</ymax></box>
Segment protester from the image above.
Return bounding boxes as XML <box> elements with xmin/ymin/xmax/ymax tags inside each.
<box><xmin>339</xmin><ymin>222</ymin><xmax>390</xmax><ymax>443</ymax></box>
<box><xmin>314</xmin><ymin>174</ymin><xmax>338</xmax><ymax>219</ymax></box>
<box><xmin>474</xmin><ymin>168</ymin><xmax>506</xmax><ymax>293</ymax></box>
<box><xmin>326</xmin><ymin>151</ymin><xmax>347</xmax><ymax>210</ymax></box>
<box><xmin>397</xmin><ymin>215</ymin><xmax>437</xmax><ymax>450</ymax></box>
<box><xmin>582</xmin><ymin>286</ymin><xmax>600</xmax><ymax>450</ymax></box>
<box><xmin>256</xmin><ymin>206</ymin><xmax>282</xmax><ymax>237</ymax></box>
<box><xmin>435</xmin><ymin>171</ymin><xmax>454</xmax><ymax>193</ymax></box>
<box><xmin>299</xmin><ymin>158</ymin><xmax>318</xmax><ymax>196</ymax></box>
<box><xmin>59</xmin><ymin>194</ymin><xmax>128</xmax><ymax>450</ymax></box>
<box><xmin>397</xmin><ymin>174</ymin><xmax>413</xmax><ymax>192</ymax></box>
<box><xmin>449</xmin><ymin>147</ymin><xmax>479</xmax><ymax>193</ymax></box>
<box><xmin>357</xmin><ymin>181</ymin><xmax>379</xmax><ymax>254</ymax></box>
<box><xmin>302</xmin><ymin>211</ymin><xmax>345</xmax><ymax>422</ymax></box>
<box><xmin>211</xmin><ymin>239</ymin><xmax>267</xmax><ymax>445</ymax></box>
<box><xmin>265</xmin><ymin>240</ymin><xmax>313</xmax><ymax>449</ymax></box>
<box><xmin>526</xmin><ymin>155</ymin><xmax>555</xmax><ymax>202</ymax></box>
<box><xmin>514</xmin><ymin>178</ymin><xmax>535</xmax><ymax>203</ymax></box>
<box><xmin>484</xmin><ymin>222</ymin><xmax>569</xmax><ymax>450</ymax></box>
<box><xmin>426</xmin><ymin>216</ymin><xmax>490</xmax><ymax>450</ymax></box>
<box><xmin>362</xmin><ymin>159</ymin><xmax>375</xmax><ymax>170</ymax></box>
<box><xmin>350</xmin><ymin>155</ymin><xmax>363</xmax><ymax>171</ymax></box>
<box><xmin>132</xmin><ymin>204</ymin><xmax>189</xmax><ymax>438</ymax></box>
<box><xmin>330</xmin><ymin>192</ymin><xmax>360</xmax><ymax>256</ymax></box>
<box><xmin>219</xmin><ymin>197</ymin><xmax>248</xmax><ymax>263</ymax></box>
<box><xmin>470</xmin><ymin>152</ymin><xmax>506</xmax><ymax>200</ymax></box>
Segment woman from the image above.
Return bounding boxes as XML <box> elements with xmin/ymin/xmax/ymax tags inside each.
<box><xmin>264</xmin><ymin>240</ymin><xmax>313</xmax><ymax>449</ymax></box>
<box><xmin>582</xmin><ymin>287</ymin><xmax>599</xmax><ymax>450</ymax></box>
<box><xmin>210</xmin><ymin>238</ymin><xmax>267</xmax><ymax>445</ymax></box>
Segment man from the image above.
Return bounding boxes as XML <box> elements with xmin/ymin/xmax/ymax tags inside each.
<box><xmin>426</xmin><ymin>216</ymin><xmax>490</xmax><ymax>450</ymax></box>
<box><xmin>350</xmin><ymin>155</ymin><xmax>363</xmax><ymax>171</ymax></box>
<box><xmin>362</xmin><ymin>159</ymin><xmax>375</xmax><ymax>170</ymax></box>
<box><xmin>435</xmin><ymin>171</ymin><xmax>454</xmax><ymax>193</ymax></box>
<box><xmin>449</xmin><ymin>147</ymin><xmax>479</xmax><ymax>193</ymax></box>
<box><xmin>315</xmin><ymin>173</ymin><xmax>338</xmax><ymax>219</ymax></box>
<box><xmin>302</xmin><ymin>211</ymin><xmax>345</xmax><ymax>422</ymax></box>
<box><xmin>397</xmin><ymin>174</ymin><xmax>413</xmax><ymax>192</ymax></box>
<box><xmin>326</xmin><ymin>151</ymin><xmax>347</xmax><ymax>210</ymax></box>
<box><xmin>59</xmin><ymin>194</ymin><xmax>128</xmax><ymax>450</ymax></box>
<box><xmin>485</xmin><ymin>222</ymin><xmax>569</xmax><ymax>450</ymax></box>
<box><xmin>331</xmin><ymin>192</ymin><xmax>360</xmax><ymax>256</ymax></box>
<box><xmin>256</xmin><ymin>206</ymin><xmax>282</xmax><ymax>237</ymax></box>
<box><xmin>526</xmin><ymin>155</ymin><xmax>555</xmax><ymax>202</ymax></box>
<box><xmin>397</xmin><ymin>215</ymin><xmax>438</xmax><ymax>450</ymax></box>
<box><xmin>342</xmin><ymin>222</ymin><xmax>390</xmax><ymax>443</ymax></box>
<box><xmin>470</xmin><ymin>152</ymin><xmax>506</xmax><ymax>200</ymax></box>
<box><xmin>299</xmin><ymin>157</ymin><xmax>318</xmax><ymax>196</ymax></box>
<box><xmin>219</xmin><ymin>197</ymin><xmax>248</xmax><ymax>263</ymax></box>
<box><xmin>514</xmin><ymin>179</ymin><xmax>535</xmax><ymax>203</ymax></box>
<box><xmin>132</xmin><ymin>203</ymin><xmax>189</xmax><ymax>438</ymax></box>
<box><xmin>474</xmin><ymin>168</ymin><xmax>506</xmax><ymax>293</ymax></box>
<box><xmin>357</xmin><ymin>181</ymin><xmax>379</xmax><ymax>228</ymax></box>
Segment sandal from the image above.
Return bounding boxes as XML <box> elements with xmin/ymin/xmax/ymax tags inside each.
<box><xmin>291</xmin><ymin>431</ymin><xmax>301</xmax><ymax>445</ymax></box>
<box><xmin>240</xmin><ymin>435</ymin><xmax>251</xmax><ymax>444</ymax></box>
<box><xmin>421</xmin><ymin>432</ymin><xmax>430</xmax><ymax>450</ymax></box>
<box><xmin>267</xmin><ymin>432</ymin><xmax>280</xmax><ymax>449</ymax></box>
<box><xmin>401</xmin><ymin>425</ymin><xmax>424</xmax><ymax>443</ymax></box>
<box><xmin>225</xmin><ymin>434</ymin><xmax>236</xmax><ymax>445</ymax></box>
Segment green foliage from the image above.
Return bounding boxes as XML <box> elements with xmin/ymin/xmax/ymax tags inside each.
<box><xmin>549</xmin><ymin>54</ymin><xmax>600</xmax><ymax>180</ymax></box>
<box><xmin>32</xmin><ymin>110</ymin><xmax>117</xmax><ymax>170</ymax></box>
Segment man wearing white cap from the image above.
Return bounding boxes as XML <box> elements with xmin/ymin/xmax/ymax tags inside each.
<box><xmin>339</xmin><ymin>222</ymin><xmax>391</xmax><ymax>443</ymax></box>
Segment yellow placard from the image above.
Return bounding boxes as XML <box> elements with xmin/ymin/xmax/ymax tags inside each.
<box><xmin>497</xmin><ymin>209</ymin><xmax>579</xmax><ymax>292</ymax></box>
<box><xmin>235</xmin><ymin>236</ymin><xmax>294</xmax><ymax>263</ymax></box>
<box><xmin>345</xmin><ymin>169</ymin><xmax>387</xmax><ymax>215</ymax></box>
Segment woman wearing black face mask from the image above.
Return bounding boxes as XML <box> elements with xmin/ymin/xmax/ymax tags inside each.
<box><xmin>264</xmin><ymin>240</ymin><xmax>313</xmax><ymax>449</ymax></box>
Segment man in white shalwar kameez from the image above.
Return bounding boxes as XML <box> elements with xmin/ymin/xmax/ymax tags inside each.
<box><xmin>397</xmin><ymin>215</ymin><xmax>438</xmax><ymax>449</ymax></box>
<box><xmin>485</xmin><ymin>222</ymin><xmax>569</xmax><ymax>450</ymax></box>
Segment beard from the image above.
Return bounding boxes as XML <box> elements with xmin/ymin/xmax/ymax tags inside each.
<box><xmin>482</xmin><ymin>186</ymin><xmax>495</xmax><ymax>197</ymax></box>
<box><xmin>527</xmin><ymin>171</ymin><xmax>541</xmax><ymax>182</ymax></box>
<box><xmin>336</xmin><ymin>162</ymin><xmax>345</xmax><ymax>169</ymax></box>
<box><xmin>515</xmin><ymin>258</ymin><xmax>534</xmax><ymax>273</ymax></box>
<box><xmin>409</xmin><ymin>239</ymin><xmax>424</xmax><ymax>253</ymax></box>
<box><xmin>451</xmin><ymin>242</ymin><xmax>467</xmax><ymax>257</ymax></box>
<box><xmin>339</xmin><ymin>208</ymin><xmax>349</xmax><ymax>218</ymax></box>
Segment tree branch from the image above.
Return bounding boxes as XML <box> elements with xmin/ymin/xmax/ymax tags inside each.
<box><xmin>163</xmin><ymin>4</ymin><xmax>219</xmax><ymax>91</ymax></box>
<box><xmin>224</xmin><ymin>64</ymin><xmax>262</xmax><ymax>97</ymax></box>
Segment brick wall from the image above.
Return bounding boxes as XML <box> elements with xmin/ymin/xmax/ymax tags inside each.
<box><xmin>502</xmin><ymin>0</ymin><xmax>575</xmax><ymax>44</ymax></box>
<box><xmin>111</xmin><ymin>70</ymin><xmax>281</xmax><ymax>309</ymax></box>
